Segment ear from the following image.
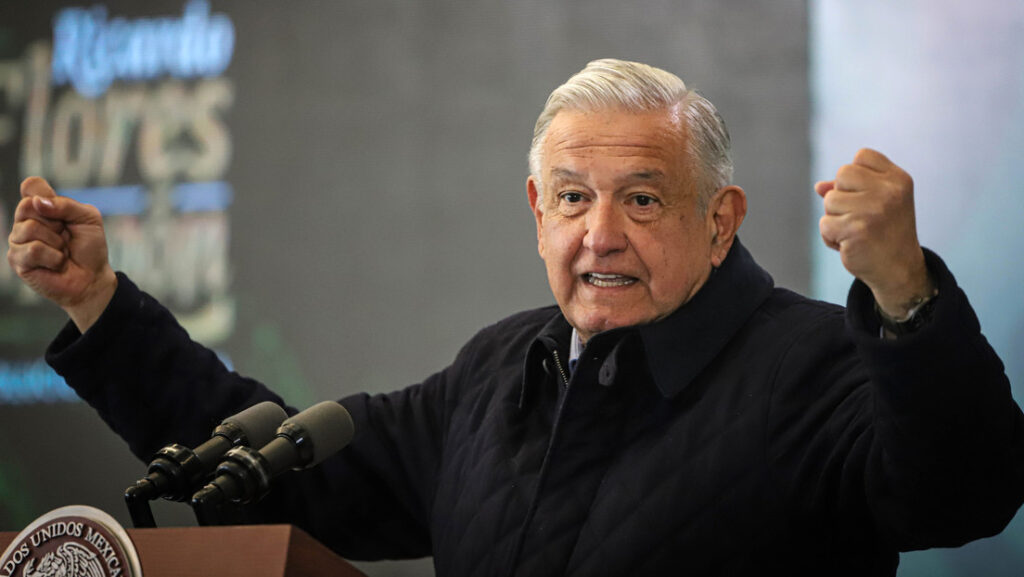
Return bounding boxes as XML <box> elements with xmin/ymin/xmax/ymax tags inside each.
<box><xmin>706</xmin><ymin>185</ymin><xmax>747</xmax><ymax>267</ymax></box>
<box><xmin>527</xmin><ymin>176</ymin><xmax>545</xmax><ymax>258</ymax></box>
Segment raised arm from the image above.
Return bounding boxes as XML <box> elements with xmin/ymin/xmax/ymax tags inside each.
<box><xmin>807</xmin><ymin>149</ymin><xmax>1024</xmax><ymax>547</ymax></box>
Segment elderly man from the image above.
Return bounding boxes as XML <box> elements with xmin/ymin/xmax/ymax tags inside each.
<box><xmin>8</xmin><ymin>59</ymin><xmax>1024</xmax><ymax>576</ymax></box>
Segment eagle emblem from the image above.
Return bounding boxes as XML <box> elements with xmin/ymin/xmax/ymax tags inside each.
<box><xmin>22</xmin><ymin>542</ymin><xmax>104</xmax><ymax>577</ymax></box>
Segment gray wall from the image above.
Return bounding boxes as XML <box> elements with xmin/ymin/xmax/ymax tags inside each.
<box><xmin>226</xmin><ymin>0</ymin><xmax>810</xmax><ymax>405</ymax></box>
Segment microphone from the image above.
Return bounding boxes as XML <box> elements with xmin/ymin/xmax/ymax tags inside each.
<box><xmin>124</xmin><ymin>401</ymin><xmax>288</xmax><ymax>526</ymax></box>
<box><xmin>191</xmin><ymin>401</ymin><xmax>355</xmax><ymax>512</ymax></box>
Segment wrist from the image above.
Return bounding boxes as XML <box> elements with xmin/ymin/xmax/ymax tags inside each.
<box><xmin>875</xmin><ymin>285</ymin><xmax>938</xmax><ymax>338</ymax></box>
<box><xmin>868</xmin><ymin>249</ymin><xmax>934</xmax><ymax>318</ymax></box>
<box><xmin>65</xmin><ymin>267</ymin><xmax>118</xmax><ymax>333</ymax></box>
<box><xmin>873</xmin><ymin>280</ymin><xmax>937</xmax><ymax>320</ymax></box>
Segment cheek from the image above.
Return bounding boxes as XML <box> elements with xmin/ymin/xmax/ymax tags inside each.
<box><xmin>543</xmin><ymin>222</ymin><xmax>580</xmax><ymax>262</ymax></box>
<box><xmin>634</xmin><ymin>227</ymin><xmax>672</xmax><ymax>270</ymax></box>
<box><xmin>644</xmin><ymin>229</ymin><xmax>706</xmax><ymax>297</ymax></box>
<box><xmin>648</xmin><ymin>248</ymin><xmax>679</xmax><ymax>295</ymax></box>
<box><xmin>540</xmin><ymin>227</ymin><xmax>571</xmax><ymax>280</ymax></box>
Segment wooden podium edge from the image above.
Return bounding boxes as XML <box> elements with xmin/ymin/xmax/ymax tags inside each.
<box><xmin>2</xmin><ymin>524</ymin><xmax>366</xmax><ymax>577</ymax></box>
<box><xmin>283</xmin><ymin>524</ymin><xmax>367</xmax><ymax>577</ymax></box>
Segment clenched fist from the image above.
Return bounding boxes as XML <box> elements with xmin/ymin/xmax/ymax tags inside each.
<box><xmin>816</xmin><ymin>149</ymin><xmax>934</xmax><ymax>319</ymax></box>
<box><xmin>7</xmin><ymin>177</ymin><xmax>117</xmax><ymax>332</ymax></box>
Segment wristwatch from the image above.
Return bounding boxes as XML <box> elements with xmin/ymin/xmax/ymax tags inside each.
<box><xmin>876</xmin><ymin>290</ymin><xmax>938</xmax><ymax>337</ymax></box>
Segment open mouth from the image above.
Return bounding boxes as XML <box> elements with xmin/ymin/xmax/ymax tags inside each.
<box><xmin>584</xmin><ymin>273</ymin><xmax>638</xmax><ymax>288</ymax></box>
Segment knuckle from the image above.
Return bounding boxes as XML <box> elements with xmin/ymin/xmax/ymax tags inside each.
<box><xmin>863</xmin><ymin>194</ymin><xmax>885</xmax><ymax>214</ymax></box>
<box><xmin>24</xmin><ymin>240</ymin><xmax>44</xmax><ymax>260</ymax></box>
<box><xmin>822</xmin><ymin>194</ymin><xmax>841</xmax><ymax>215</ymax></box>
<box><xmin>10</xmin><ymin>219</ymin><xmax>42</xmax><ymax>244</ymax></box>
<box><xmin>896</xmin><ymin>170</ymin><xmax>913</xmax><ymax>192</ymax></box>
<box><xmin>20</xmin><ymin>218</ymin><xmax>42</xmax><ymax>235</ymax></box>
<box><xmin>24</xmin><ymin>240</ymin><xmax>59</xmax><ymax>267</ymax></box>
<box><xmin>14</xmin><ymin>196</ymin><xmax>34</xmax><ymax>216</ymax></box>
<box><xmin>819</xmin><ymin>216</ymin><xmax>839</xmax><ymax>241</ymax></box>
<box><xmin>83</xmin><ymin>203</ymin><xmax>102</xmax><ymax>221</ymax></box>
<box><xmin>7</xmin><ymin>245</ymin><xmax>26</xmax><ymax>270</ymax></box>
<box><xmin>878</xmin><ymin>184</ymin><xmax>907</xmax><ymax>211</ymax></box>
<box><xmin>850</xmin><ymin>219</ymin><xmax>870</xmax><ymax>238</ymax></box>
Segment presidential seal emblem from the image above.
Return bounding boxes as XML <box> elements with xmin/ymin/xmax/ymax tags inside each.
<box><xmin>0</xmin><ymin>506</ymin><xmax>142</xmax><ymax>577</ymax></box>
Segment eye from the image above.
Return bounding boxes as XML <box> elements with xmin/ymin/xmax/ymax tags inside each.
<box><xmin>555</xmin><ymin>190</ymin><xmax>588</xmax><ymax>216</ymax></box>
<box><xmin>631</xmin><ymin>194</ymin><xmax>658</xmax><ymax>207</ymax></box>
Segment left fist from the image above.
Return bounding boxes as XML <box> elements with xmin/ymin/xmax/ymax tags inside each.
<box><xmin>817</xmin><ymin>148</ymin><xmax>932</xmax><ymax>318</ymax></box>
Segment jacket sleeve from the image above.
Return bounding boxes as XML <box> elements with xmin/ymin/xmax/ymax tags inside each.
<box><xmin>768</xmin><ymin>250</ymin><xmax>1024</xmax><ymax>552</ymax></box>
<box><xmin>47</xmin><ymin>273</ymin><xmax>283</xmax><ymax>458</ymax></box>
<box><xmin>844</xmin><ymin>249</ymin><xmax>1024</xmax><ymax>549</ymax></box>
<box><xmin>46</xmin><ymin>272</ymin><xmax>455</xmax><ymax>560</ymax></box>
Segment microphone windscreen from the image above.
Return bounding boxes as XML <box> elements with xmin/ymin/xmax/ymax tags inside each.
<box><xmin>223</xmin><ymin>401</ymin><xmax>289</xmax><ymax>448</ymax></box>
<box><xmin>283</xmin><ymin>401</ymin><xmax>355</xmax><ymax>466</ymax></box>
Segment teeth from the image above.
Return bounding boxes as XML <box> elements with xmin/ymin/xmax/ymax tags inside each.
<box><xmin>586</xmin><ymin>273</ymin><xmax>636</xmax><ymax>288</ymax></box>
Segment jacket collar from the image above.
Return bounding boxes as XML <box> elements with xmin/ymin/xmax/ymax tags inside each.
<box><xmin>632</xmin><ymin>239</ymin><xmax>774</xmax><ymax>398</ymax></box>
<box><xmin>522</xmin><ymin>239</ymin><xmax>774</xmax><ymax>403</ymax></box>
<box><xmin>521</xmin><ymin>311</ymin><xmax>573</xmax><ymax>408</ymax></box>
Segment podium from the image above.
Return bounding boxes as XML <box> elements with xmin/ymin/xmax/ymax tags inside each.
<box><xmin>0</xmin><ymin>524</ymin><xmax>366</xmax><ymax>577</ymax></box>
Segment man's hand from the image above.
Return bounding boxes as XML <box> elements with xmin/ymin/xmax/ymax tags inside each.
<box><xmin>817</xmin><ymin>148</ymin><xmax>934</xmax><ymax>319</ymax></box>
<box><xmin>7</xmin><ymin>176</ymin><xmax>117</xmax><ymax>332</ymax></box>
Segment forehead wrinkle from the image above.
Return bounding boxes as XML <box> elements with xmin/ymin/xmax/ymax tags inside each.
<box><xmin>556</xmin><ymin>141</ymin><xmax>666</xmax><ymax>151</ymax></box>
<box><xmin>621</xmin><ymin>169</ymin><xmax>664</xmax><ymax>181</ymax></box>
<box><xmin>547</xmin><ymin>166</ymin><xmax>665</xmax><ymax>186</ymax></box>
<box><xmin>549</xmin><ymin>165</ymin><xmax>666</xmax><ymax>183</ymax></box>
<box><xmin>550</xmin><ymin>141</ymin><xmax>671</xmax><ymax>163</ymax></box>
<box><xmin>545</xmin><ymin>113</ymin><xmax>683</xmax><ymax>155</ymax></box>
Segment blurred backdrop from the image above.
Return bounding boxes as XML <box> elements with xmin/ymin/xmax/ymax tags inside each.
<box><xmin>0</xmin><ymin>1</ymin><xmax>1019</xmax><ymax>576</ymax></box>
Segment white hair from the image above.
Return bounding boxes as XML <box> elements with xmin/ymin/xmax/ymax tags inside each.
<box><xmin>528</xmin><ymin>58</ymin><xmax>733</xmax><ymax>214</ymax></box>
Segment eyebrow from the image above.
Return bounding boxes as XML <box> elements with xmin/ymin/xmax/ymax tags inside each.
<box><xmin>549</xmin><ymin>168</ymin><xmax>584</xmax><ymax>182</ymax></box>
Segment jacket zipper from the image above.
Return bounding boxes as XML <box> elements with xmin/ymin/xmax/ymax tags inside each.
<box><xmin>506</xmin><ymin>348</ymin><xmax>572</xmax><ymax>576</ymax></box>
<box><xmin>550</xmin><ymin>349</ymin><xmax>570</xmax><ymax>389</ymax></box>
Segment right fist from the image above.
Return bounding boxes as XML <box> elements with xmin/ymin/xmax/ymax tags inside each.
<box><xmin>7</xmin><ymin>177</ymin><xmax>117</xmax><ymax>332</ymax></box>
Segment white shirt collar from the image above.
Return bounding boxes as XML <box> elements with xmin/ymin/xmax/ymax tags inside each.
<box><xmin>569</xmin><ymin>327</ymin><xmax>583</xmax><ymax>373</ymax></box>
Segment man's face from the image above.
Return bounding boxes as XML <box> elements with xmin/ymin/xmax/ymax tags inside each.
<box><xmin>528</xmin><ymin>107</ymin><xmax>718</xmax><ymax>343</ymax></box>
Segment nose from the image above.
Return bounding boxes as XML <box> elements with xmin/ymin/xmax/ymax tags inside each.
<box><xmin>583</xmin><ymin>199</ymin><xmax>628</xmax><ymax>256</ymax></box>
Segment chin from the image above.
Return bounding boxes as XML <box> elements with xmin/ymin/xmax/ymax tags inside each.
<box><xmin>576</xmin><ymin>315</ymin><xmax>643</xmax><ymax>338</ymax></box>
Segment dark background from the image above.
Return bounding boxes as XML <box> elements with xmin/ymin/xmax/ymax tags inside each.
<box><xmin>15</xmin><ymin>2</ymin><xmax>997</xmax><ymax>576</ymax></box>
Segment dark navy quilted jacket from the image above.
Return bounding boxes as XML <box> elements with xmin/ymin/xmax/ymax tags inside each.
<box><xmin>48</xmin><ymin>242</ymin><xmax>1024</xmax><ymax>576</ymax></box>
